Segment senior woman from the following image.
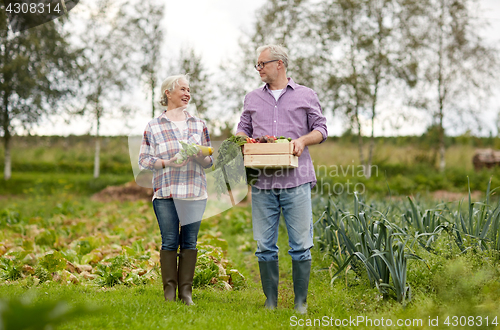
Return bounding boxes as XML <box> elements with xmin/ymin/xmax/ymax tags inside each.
<box><xmin>138</xmin><ymin>74</ymin><xmax>213</xmax><ymax>305</ymax></box>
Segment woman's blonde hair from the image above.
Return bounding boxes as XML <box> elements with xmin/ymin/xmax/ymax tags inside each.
<box><xmin>159</xmin><ymin>74</ymin><xmax>190</xmax><ymax>106</ymax></box>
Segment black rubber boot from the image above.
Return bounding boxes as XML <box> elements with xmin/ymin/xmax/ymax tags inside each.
<box><xmin>160</xmin><ymin>250</ymin><xmax>178</xmax><ymax>301</ymax></box>
<box><xmin>178</xmin><ymin>249</ymin><xmax>197</xmax><ymax>306</ymax></box>
<box><xmin>292</xmin><ymin>259</ymin><xmax>311</xmax><ymax>314</ymax></box>
<box><xmin>258</xmin><ymin>260</ymin><xmax>279</xmax><ymax>309</ymax></box>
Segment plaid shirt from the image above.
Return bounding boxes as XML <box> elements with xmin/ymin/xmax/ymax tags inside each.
<box><xmin>138</xmin><ymin>110</ymin><xmax>213</xmax><ymax>199</ymax></box>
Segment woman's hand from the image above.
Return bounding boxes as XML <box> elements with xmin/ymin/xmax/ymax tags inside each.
<box><xmin>190</xmin><ymin>150</ymin><xmax>210</xmax><ymax>167</ymax></box>
<box><xmin>154</xmin><ymin>157</ymin><xmax>188</xmax><ymax>170</ymax></box>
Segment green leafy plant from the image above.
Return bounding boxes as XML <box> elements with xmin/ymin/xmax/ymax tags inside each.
<box><xmin>0</xmin><ymin>296</ymin><xmax>95</xmax><ymax>330</ymax></box>
<box><xmin>212</xmin><ymin>135</ymin><xmax>255</xmax><ymax>196</ymax></box>
<box><xmin>39</xmin><ymin>252</ymin><xmax>67</xmax><ymax>273</ymax></box>
<box><xmin>0</xmin><ymin>257</ymin><xmax>22</xmax><ymax>281</ymax></box>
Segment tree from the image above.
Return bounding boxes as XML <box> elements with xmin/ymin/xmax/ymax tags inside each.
<box><xmin>217</xmin><ymin>0</ymin><xmax>320</xmax><ymax>131</ymax></box>
<box><xmin>250</xmin><ymin>0</ymin><xmax>322</xmax><ymax>87</ymax></box>
<box><xmin>0</xmin><ymin>7</ymin><xmax>79</xmax><ymax>180</ymax></box>
<box><xmin>412</xmin><ymin>0</ymin><xmax>498</xmax><ymax>171</ymax></box>
<box><xmin>118</xmin><ymin>0</ymin><xmax>164</xmax><ymax>118</ymax></box>
<box><xmin>317</xmin><ymin>0</ymin><xmax>401</xmax><ymax>178</ymax></box>
<box><xmin>74</xmin><ymin>0</ymin><xmax>134</xmax><ymax>178</ymax></box>
<box><xmin>176</xmin><ymin>48</ymin><xmax>212</xmax><ymax>120</ymax></box>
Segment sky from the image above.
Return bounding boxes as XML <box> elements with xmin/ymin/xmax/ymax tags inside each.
<box><xmin>29</xmin><ymin>0</ymin><xmax>500</xmax><ymax>137</ymax></box>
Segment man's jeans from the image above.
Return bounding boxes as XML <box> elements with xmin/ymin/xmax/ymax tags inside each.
<box><xmin>251</xmin><ymin>183</ymin><xmax>314</xmax><ymax>261</ymax></box>
<box><xmin>152</xmin><ymin>198</ymin><xmax>203</xmax><ymax>251</ymax></box>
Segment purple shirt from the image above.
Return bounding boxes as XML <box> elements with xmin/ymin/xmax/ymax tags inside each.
<box><xmin>236</xmin><ymin>78</ymin><xmax>328</xmax><ymax>189</ymax></box>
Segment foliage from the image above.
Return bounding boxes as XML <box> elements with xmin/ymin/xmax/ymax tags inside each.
<box><xmin>0</xmin><ymin>196</ymin><xmax>245</xmax><ymax>291</ymax></box>
<box><xmin>315</xmin><ymin>180</ymin><xmax>500</xmax><ymax>305</ymax></box>
<box><xmin>212</xmin><ymin>135</ymin><xmax>254</xmax><ymax>196</ymax></box>
<box><xmin>72</xmin><ymin>0</ymin><xmax>137</xmax><ymax>178</ymax></box>
<box><xmin>118</xmin><ymin>0</ymin><xmax>165</xmax><ymax>119</ymax></box>
<box><xmin>0</xmin><ymin>173</ymin><xmax>132</xmax><ymax>196</ymax></box>
<box><xmin>314</xmin><ymin>193</ymin><xmax>425</xmax><ymax>304</ymax></box>
<box><xmin>0</xmin><ymin>4</ymin><xmax>79</xmax><ymax>180</ymax></box>
<box><xmin>175</xmin><ymin>48</ymin><xmax>213</xmax><ymax>120</ymax></box>
<box><xmin>0</xmin><ymin>296</ymin><xmax>94</xmax><ymax>330</ymax></box>
<box><xmin>405</xmin><ymin>0</ymin><xmax>499</xmax><ymax>171</ymax></box>
<box><xmin>1</xmin><ymin>187</ymin><xmax>500</xmax><ymax>328</ymax></box>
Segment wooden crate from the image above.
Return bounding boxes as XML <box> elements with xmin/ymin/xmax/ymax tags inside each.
<box><xmin>243</xmin><ymin>143</ymin><xmax>298</xmax><ymax>168</ymax></box>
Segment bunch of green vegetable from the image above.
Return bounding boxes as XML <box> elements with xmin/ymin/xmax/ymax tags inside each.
<box><xmin>174</xmin><ymin>141</ymin><xmax>201</xmax><ymax>164</ymax></box>
<box><xmin>213</xmin><ymin>135</ymin><xmax>257</xmax><ymax>197</ymax></box>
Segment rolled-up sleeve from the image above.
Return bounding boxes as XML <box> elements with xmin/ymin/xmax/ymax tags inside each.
<box><xmin>138</xmin><ymin>124</ymin><xmax>158</xmax><ymax>171</ymax></box>
<box><xmin>307</xmin><ymin>92</ymin><xmax>328</xmax><ymax>143</ymax></box>
<box><xmin>201</xmin><ymin>124</ymin><xmax>214</xmax><ymax>169</ymax></box>
<box><xmin>236</xmin><ymin>96</ymin><xmax>253</xmax><ymax>137</ymax></box>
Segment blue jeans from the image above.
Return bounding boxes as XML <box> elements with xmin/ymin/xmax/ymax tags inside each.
<box><xmin>251</xmin><ymin>183</ymin><xmax>314</xmax><ymax>262</ymax></box>
<box><xmin>152</xmin><ymin>198</ymin><xmax>203</xmax><ymax>251</ymax></box>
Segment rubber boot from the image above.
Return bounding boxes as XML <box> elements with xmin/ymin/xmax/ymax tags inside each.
<box><xmin>292</xmin><ymin>259</ymin><xmax>311</xmax><ymax>314</ymax></box>
<box><xmin>160</xmin><ymin>250</ymin><xmax>178</xmax><ymax>301</ymax></box>
<box><xmin>178</xmin><ymin>249</ymin><xmax>197</xmax><ymax>306</ymax></box>
<box><xmin>258</xmin><ymin>260</ymin><xmax>279</xmax><ymax>309</ymax></box>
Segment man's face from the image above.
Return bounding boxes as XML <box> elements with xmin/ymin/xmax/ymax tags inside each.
<box><xmin>257</xmin><ymin>49</ymin><xmax>279</xmax><ymax>84</ymax></box>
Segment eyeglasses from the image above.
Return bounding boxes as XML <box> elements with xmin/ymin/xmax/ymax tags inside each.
<box><xmin>254</xmin><ymin>59</ymin><xmax>279</xmax><ymax>71</ymax></box>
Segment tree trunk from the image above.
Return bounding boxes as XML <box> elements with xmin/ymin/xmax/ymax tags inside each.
<box><xmin>367</xmin><ymin>101</ymin><xmax>376</xmax><ymax>179</ymax></box>
<box><xmin>3</xmin><ymin>133</ymin><xmax>11</xmax><ymax>180</ymax></box>
<box><xmin>437</xmin><ymin>0</ymin><xmax>446</xmax><ymax>172</ymax></box>
<box><xmin>94</xmin><ymin>137</ymin><xmax>100</xmax><ymax>178</ymax></box>
<box><xmin>438</xmin><ymin>102</ymin><xmax>446</xmax><ymax>172</ymax></box>
<box><xmin>356</xmin><ymin>112</ymin><xmax>365</xmax><ymax>174</ymax></box>
<box><xmin>94</xmin><ymin>115</ymin><xmax>101</xmax><ymax>178</ymax></box>
<box><xmin>151</xmin><ymin>74</ymin><xmax>156</xmax><ymax>118</ymax></box>
<box><xmin>2</xmin><ymin>99</ymin><xmax>11</xmax><ymax>180</ymax></box>
<box><xmin>367</xmin><ymin>66</ymin><xmax>380</xmax><ymax>179</ymax></box>
<box><xmin>349</xmin><ymin>32</ymin><xmax>366</xmax><ymax>177</ymax></box>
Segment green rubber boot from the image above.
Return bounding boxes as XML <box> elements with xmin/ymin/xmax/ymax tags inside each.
<box><xmin>292</xmin><ymin>259</ymin><xmax>311</xmax><ymax>314</ymax></box>
<box><xmin>160</xmin><ymin>250</ymin><xmax>178</xmax><ymax>301</ymax></box>
<box><xmin>258</xmin><ymin>260</ymin><xmax>279</xmax><ymax>309</ymax></box>
<box><xmin>178</xmin><ymin>249</ymin><xmax>197</xmax><ymax>306</ymax></box>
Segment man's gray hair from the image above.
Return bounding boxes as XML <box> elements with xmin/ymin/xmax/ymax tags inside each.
<box><xmin>257</xmin><ymin>44</ymin><xmax>289</xmax><ymax>69</ymax></box>
<box><xmin>159</xmin><ymin>74</ymin><xmax>190</xmax><ymax>106</ymax></box>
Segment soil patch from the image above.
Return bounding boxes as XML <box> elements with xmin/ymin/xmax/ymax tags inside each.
<box><xmin>432</xmin><ymin>190</ymin><xmax>483</xmax><ymax>202</ymax></box>
<box><xmin>91</xmin><ymin>181</ymin><xmax>153</xmax><ymax>202</ymax></box>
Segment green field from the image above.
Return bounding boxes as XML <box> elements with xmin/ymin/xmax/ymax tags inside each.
<box><xmin>1</xmin><ymin>135</ymin><xmax>500</xmax><ymax>329</ymax></box>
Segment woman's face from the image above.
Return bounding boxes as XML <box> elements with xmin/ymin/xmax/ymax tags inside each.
<box><xmin>167</xmin><ymin>79</ymin><xmax>190</xmax><ymax>109</ymax></box>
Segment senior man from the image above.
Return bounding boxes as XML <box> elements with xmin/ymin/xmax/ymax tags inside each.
<box><xmin>236</xmin><ymin>44</ymin><xmax>328</xmax><ymax>314</ymax></box>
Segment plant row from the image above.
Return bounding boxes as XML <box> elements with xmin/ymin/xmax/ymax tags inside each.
<box><xmin>314</xmin><ymin>180</ymin><xmax>500</xmax><ymax>304</ymax></box>
<box><xmin>0</xmin><ymin>201</ymin><xmax>245</xmax><ymax>290</ymax></box>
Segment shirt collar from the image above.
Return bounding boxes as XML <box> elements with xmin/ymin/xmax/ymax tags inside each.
<box><xmin>159</xmin><ymin>109</ymin><xmax>194</xmax><ymax>122</ymax></box>
<box><xmin>262</xmin><ymin>77</ymin><xmax>297</xmax><ymax>92</ymax></box>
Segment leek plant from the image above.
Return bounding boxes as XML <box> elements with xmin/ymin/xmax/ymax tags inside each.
<box><xmin>315</xmin><ymin>193</ymin><xmax>424</xmax><ymax>304</ymax></box>
<box><xmin>315</xmin><ymin>179</ymin><xmax>500</xmax><ymax>305</ymax></box>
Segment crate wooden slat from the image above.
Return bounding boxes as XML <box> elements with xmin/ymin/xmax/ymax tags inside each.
<box><xmin>243</xmin><ymin>142</ymin><xmax>293</xmax><ymax>155</ymax></box>
<box><xmin>243</xmin><ymin>142</ymin><xmax>298</xmax><ymax>169</ymax></box>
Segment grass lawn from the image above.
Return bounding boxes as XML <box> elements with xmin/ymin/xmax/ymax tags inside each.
<box><xmin>2</xmin><ymin>191</ymin><xmax>500</xmax><ymax>329</ymax></box>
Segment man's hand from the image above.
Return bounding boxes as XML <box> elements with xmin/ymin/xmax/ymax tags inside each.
<box><xmin>291</xmin><ymin>130</ymin><xmax>324</xmax><ymax>157</ymax></box>
<box><xmin>291</xmin><ymin>138</ymin><xmax>306</xmax><ymax>157</ymax></box>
